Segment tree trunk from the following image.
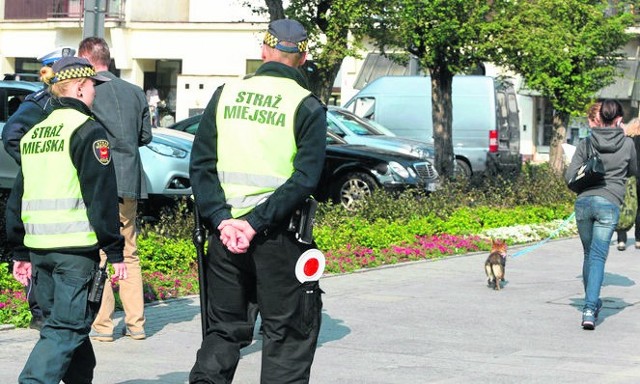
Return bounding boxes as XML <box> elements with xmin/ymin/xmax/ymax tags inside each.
<box><xmin>265</xmin><ymin>0</ymin><xmax>285</xmax><ymax>20</ymax></box>
<box><xmin>430</xmin><ymin>67</ymin><xmax>456</xmax><ymax>179</ymax></box>
<box><xmin>308</xmin><ymin>63</ymin><xmax>341</xmax><ymax>104</ymax></box>
<box><xmin>262</xmin><ymin>0</ymin><xmax>339</xmax><ymax>104</ymax></box>
<box><xmin>549</xmin><ymin>111</ymin><xmax>568</xmax><ymax>176</ymax></box>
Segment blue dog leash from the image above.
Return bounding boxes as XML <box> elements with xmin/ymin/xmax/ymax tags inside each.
<box><xmin>510</xmin><ymin>211</ymin><xmax>576</xmax><ymax>258</ymax></box>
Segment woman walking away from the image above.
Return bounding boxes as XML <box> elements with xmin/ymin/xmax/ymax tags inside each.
<box><xmin>565</xmin><ymin>99</ymin><xmax>637</xmax><ymax>330</ymax></box>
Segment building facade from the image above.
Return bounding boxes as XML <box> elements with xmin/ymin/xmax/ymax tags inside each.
<box><xmin>0</xmin><ymin>0</ymin><xmax>638</xmax><ymax>162</ymax></box>
<box><xmin>0</xmin><ymin>0</ymin><xmax>278</xmax><ymax>123</ymax></box>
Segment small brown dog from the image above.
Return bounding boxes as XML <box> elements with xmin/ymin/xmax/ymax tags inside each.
<box><xmin>485</xmin><ymin>239</ymin><xmax>507</xmax><ymax>290</ymax></box>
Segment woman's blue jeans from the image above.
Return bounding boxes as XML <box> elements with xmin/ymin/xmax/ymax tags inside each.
<box><xmin>575</xmin><ymin>195</ymin><xmax>619</xmax><ymax>312</ymax></box>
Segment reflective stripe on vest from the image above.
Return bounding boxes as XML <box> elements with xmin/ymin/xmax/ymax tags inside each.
<box><xmin>20</xmin><ymin>108</ymin><xmax>98</xmax><ymax>249</ymax></box>
<box><xmin>216</xmin><ymin>76</ymin><xmax>311</xmax><ymax>218</ymax></box>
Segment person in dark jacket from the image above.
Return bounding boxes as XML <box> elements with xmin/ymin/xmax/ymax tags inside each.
<box><xmin>565</xmin><ymin>99</ymin><xmax>637</xmax><ymax>330</ymax></box>
<box><xmin>1</xmin><ymin>46</ymin><xmax>76</xmax><ymax>331</ymax></box>
<box><xmin>79</xmin><ymin>37</ymin><xmax>152</xmax><ymax>342</ymax></box>
<box><xmin>7</xmin><ymin>56</ymin><xmax>126</xmax><ymax>383</ymax></box>
<box><xmin>615</xmin><ymin>117</ymin><xmax>640</xmax><ymax>250</ymax></box>
<box><xmin>189</xmin><ymin>19</ymin><xmax>326</xmax><ymax>384</ymax></box>
<box><xmin>2</xmin><ymin>46</ymin><xmax>76</xmax><ymax>164</ymax></box>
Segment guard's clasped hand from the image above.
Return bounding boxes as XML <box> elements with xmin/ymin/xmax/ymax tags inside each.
<box><xmin>218</xmin><ymin>219</ymin><xmax>257</xmax><ymax>254</ymax></box>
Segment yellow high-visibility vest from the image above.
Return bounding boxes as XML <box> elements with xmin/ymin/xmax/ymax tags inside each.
<box><xmin>20</xmin><ymin>108</ymin><xmax>98</xmax><ymax>249</ymax></box>
<box><xmin>215</xmin><ymin>76</ymin><xmax>311</xmax><ymax>217</ymax></box>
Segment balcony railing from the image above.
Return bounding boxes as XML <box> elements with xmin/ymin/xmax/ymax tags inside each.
<box><xmin>4</xmin><ymin>0</ymin><xmax>124</xmax><ymax>21</ymax></box>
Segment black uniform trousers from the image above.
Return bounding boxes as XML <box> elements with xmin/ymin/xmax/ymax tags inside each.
<box><xmin>19</xmin><ymin>251</ymin><xmax>99</xmax><ymax>384</ymax></box>
<box><xmin>190</xmin><ymin>228</ymin><xmax>323</xmax><ymax>384</ymax></box>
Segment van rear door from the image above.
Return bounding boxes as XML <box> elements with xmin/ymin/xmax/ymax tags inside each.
<box><xmin>491</xmin><ymin>83</ymin><xmax>522</xmax><ymax>174</ymax></box>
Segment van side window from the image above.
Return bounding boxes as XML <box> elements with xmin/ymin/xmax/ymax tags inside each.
<box><xmin>497</xmin><ymin>93</ymin><xmax>508</xmax><ymax>119</ymax></box>
<box><xmin>351</xmin><ymin>97</ymin><xmax>376</xmax><ymax>120</ymax></box>
<box><xmin>507</xmin><ymin>94</ymin><xmax>518</xmax><ymax>115</ymax></box>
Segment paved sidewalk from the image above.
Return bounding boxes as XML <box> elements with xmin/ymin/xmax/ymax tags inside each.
<box><xmin>3</xmin><ymin>235</ymin><xmax>640</xmax><ymax>383</ymax></box>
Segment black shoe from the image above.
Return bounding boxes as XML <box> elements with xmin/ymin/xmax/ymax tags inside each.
<box><xmin>29</xmin><ymin>317</ymin><xmax>44</xmax><ymax>331</ymax></box>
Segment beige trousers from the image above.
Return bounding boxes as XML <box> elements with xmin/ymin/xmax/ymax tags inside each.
<box><xmin>92</xmin><ymin>198</ymin><xmax>146</xmax><ymax>334</ymax></box>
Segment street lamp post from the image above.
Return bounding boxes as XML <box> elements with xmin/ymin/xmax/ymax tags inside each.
<box><xmin>83</xmin><ymin>0</ymin><xmax>105</xmax><ymax>39</ymax></box>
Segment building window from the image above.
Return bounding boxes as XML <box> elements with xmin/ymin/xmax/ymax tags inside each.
<box><xmin>246</xmin><ymin>60</ymin><xmax>261</xmax><ymax>75</ymax></box>
<box><xmin>4</xmin><ymin>0</ymin><xmax>123</xmax><ymax>20</ymax></box>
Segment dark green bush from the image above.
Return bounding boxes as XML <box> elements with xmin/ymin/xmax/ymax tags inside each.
<box><xmin>316</xmin><ymin>162</ymin><xmax>573</xmax><ymax>226</ymax></box>
<box><xmin>138</xmin><ymin>197</ymin><xmax>198</xmax><ymax>274</ymax></box>
<box><xmin>314</xmin><ymin>163</ymin><xmax>574</xmax><ymax>251</ymax></box>
<box><xmin>139</xmin><ymin>196</ymin><xmax>195</xmax><ymax>240</ymax></box>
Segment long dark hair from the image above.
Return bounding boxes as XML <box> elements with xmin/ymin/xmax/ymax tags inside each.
<box><xmin>599</xmin><ymin>99</ymin><xmax>624</xmax><ymax>126</ymax></box>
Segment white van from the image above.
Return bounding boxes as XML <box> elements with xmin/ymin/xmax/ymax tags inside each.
<box><xmin>343</xmin><ymin>75</ymin><xmax>522</xmax><ymax>178</ymax></box>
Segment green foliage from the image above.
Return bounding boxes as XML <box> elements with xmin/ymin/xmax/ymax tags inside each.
<box><xmin>138</xmin><ymin>233</ymin><xmax>197</xmax><ymax>275</ymax></box>
<box><xmin>364</xmin><ymin>0</ymin><xmax>516</xmax><ymax>176</ymax></box>
<box><xmin>139</xmin><ymin>197</ymin><xmax>194</xmax><ymax>240</ymax></box>
<box><xmin>315</xmin><ymin>163</ymin><xmax>574</xmax><ymax>252</ymax></box>
<box><xmin>0</xmin><ymin>263</ymin><xmax>30</xmax><ymax>327</ymax></box>
<box><xmin>492</xmin><ymin>0</ymin><xmax>632</xmax><ymax>115</ymax></box>
<box><xmin>138</xmin><ymin>196</ymin><xmax>198</xmax><ymax>274</ymax></box>
<box><xmin>317</xmin><ymin>163</ymin><xmax>572</xmax><ymax>222</ymax></box>
<box><xmin>0</xmin><ymin>288</ymin><xmax>30</xmax><ymax>328</ymax></box>
<box><xmin>246</xmin><ymin>0</ymin><xmax>372</xmax><ymax>102</ymax></box>
<box><xmin>369</xmin><ymin>0</ymin><xmax>504</xmax><ymax>75</ymax></box>
<box><xmin>0</xmin><ymin>263</ymin><xmax>23</xmax><ymax>292</ymax></box>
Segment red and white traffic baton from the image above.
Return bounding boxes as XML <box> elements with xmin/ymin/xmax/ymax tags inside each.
<box><xmin>295</xmin><ymin>249</ymin><xmax>325</xmax><ymax>283</ymax></box>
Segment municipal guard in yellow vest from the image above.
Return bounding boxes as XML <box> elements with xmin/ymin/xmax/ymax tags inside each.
<box><xmin>7</xmin><ymin>56</ymin><xmax>126</xmax><ymax>384</ymax></box>
<box><xmin>189</xmin><ymin>19</ymin><xmax>327</xmax><ymax>384</ymax></box>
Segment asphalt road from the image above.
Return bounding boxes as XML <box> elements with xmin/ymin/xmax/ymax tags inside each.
<box><xmin>2</xmin><ymin>235</ymin><xmax>640</xmax><ymax>383</ymax></box>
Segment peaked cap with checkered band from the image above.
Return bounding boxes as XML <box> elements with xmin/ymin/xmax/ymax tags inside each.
<box><xmin>263</xmin><ymin>19</ymin><xmax>308</xmax><ymax>53</ymax></box>
<box><xmin>51</xmin><ymin>57</ymin><xmax>110</xmax><ymax>84</ymax></box>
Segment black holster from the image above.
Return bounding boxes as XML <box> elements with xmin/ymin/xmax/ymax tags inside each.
<box><xmin>88</xmin><ymin>265</ymin><xmax>107</xmax><ymax>304</ymax></box>
<box><xmin>287</xmin><ymin>197</ymin><xmax>318</xmax><ymax>244</ymax></box>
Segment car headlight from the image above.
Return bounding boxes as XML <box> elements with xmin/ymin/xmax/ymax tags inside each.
<box><xmin>146</xmin><ymin>142</ymin><xmax>188</xmax><ymax>158</ymax></box>
<box><xmin>416</xmin><ymin>146</ymin><xmax>435</xmax><ymax>160</ymax></box>
<box><xmin>411</xmin><ymin>148</ymin><xmax>424</xmax><ymax>158</ymax></box>
<box><xmin>388</xmin><ymin>161</ymin><xmax>410</xmax><ymax>178</ymax></box>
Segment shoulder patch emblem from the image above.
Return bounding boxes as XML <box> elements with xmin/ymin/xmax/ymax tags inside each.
<box><xmin>93</xmin><ymin>140</ymin><xmax>111</xmax><ymax>165</ymax></box>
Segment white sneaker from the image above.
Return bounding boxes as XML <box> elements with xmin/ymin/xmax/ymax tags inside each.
<box><xmin>617</xmin><ymin>241</ymin><xmax>626</xmax><ymax>251</ymax></box>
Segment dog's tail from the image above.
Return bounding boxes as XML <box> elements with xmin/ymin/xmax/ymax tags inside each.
<box><xmin>491</xmin><ymin>264</ymin><xmax>504</xmax><ymax>290</ymax></box>
<box><xmin>484</xmin><ymin>263</ymin><xmax>494</xmax><ymax>282</ymax></box>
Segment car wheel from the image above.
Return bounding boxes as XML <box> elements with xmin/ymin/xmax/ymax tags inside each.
<box><xmin>332</xmin><ymin>172</ymin><xmax>378</xmax><ymax>210</ymax></box>
<box><xmin>454</xmin><ymin>158</ymin><xmax>472</xmax><ymax>180</ymax></box>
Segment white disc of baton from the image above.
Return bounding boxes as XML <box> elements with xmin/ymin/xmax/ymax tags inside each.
<box><xmin>295</xmin><ymin>249</ymin><xmax>325</xmax><ymax>283</ymax></box>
